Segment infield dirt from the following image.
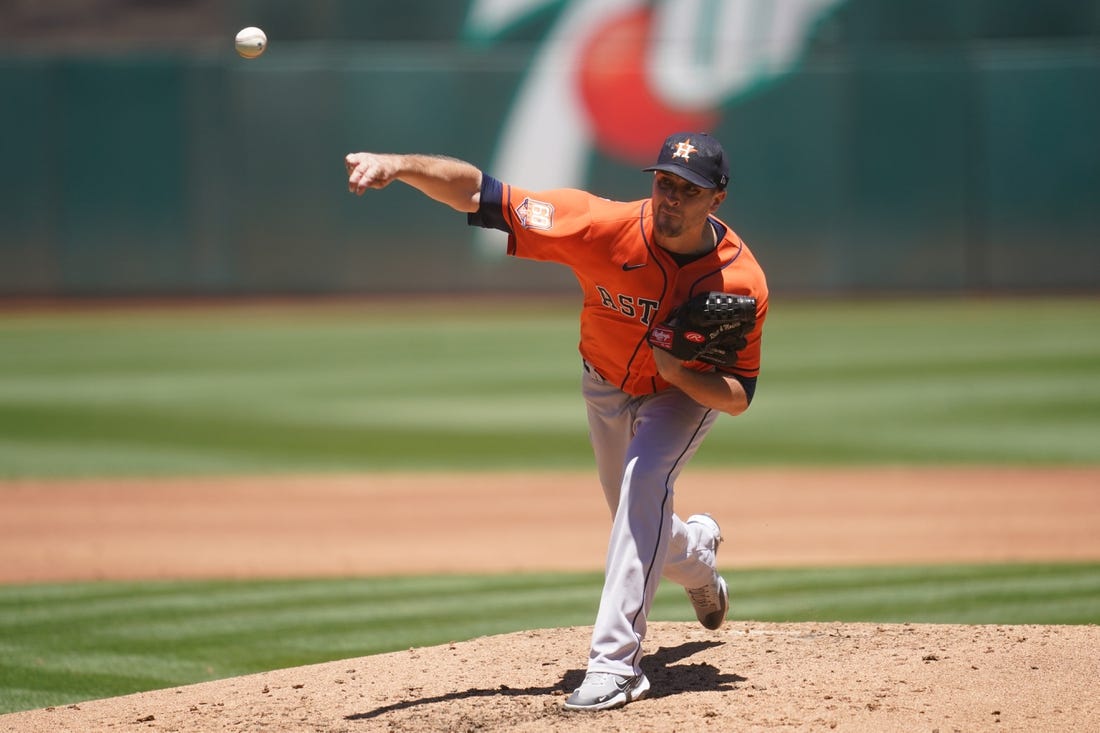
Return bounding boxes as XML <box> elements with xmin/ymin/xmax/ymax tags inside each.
<box><xmin>2</xmin><ymin>467</ymin><xmax>1099</xmax><ymax>732</ymax></box>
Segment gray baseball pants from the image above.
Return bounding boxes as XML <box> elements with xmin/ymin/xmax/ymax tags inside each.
<box><xmin>581</xmin><ymin>362</ymin><xmax>721</xmax><ymax>677</ymax></box>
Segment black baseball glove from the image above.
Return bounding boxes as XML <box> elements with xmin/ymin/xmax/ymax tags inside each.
<box><xmin>647</xmin><ymin>291</ymin><xmax>757</xmax><ymax>367</ymax></box>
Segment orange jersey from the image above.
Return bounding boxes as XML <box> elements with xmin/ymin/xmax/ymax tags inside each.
<box><xmin>471</xmin><ymin>179</ymin><xmax>768</xmax><ymax>396</ymax></box>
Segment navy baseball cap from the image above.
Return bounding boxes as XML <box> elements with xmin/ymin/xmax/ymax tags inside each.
<box><xmin>643</xmin><ymin>132</ymin><xmax>729</xmax><ymax>189</ymax></box>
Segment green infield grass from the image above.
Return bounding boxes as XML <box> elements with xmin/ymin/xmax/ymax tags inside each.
<box><xmin>0</xmin><ymin>295</ymin><xmax>1097</xmax><ymax>477</ymax></box>
<box><xmin>1</xmin><ymin>563</ymin><xmax>1098</xmax><ymax>714</ymax></box>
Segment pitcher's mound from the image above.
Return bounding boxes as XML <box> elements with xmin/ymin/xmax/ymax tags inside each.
<box><xmin>5</xmin><ymin>621</ymin><xmax>1097</xmax><ymax>732</ymax></box>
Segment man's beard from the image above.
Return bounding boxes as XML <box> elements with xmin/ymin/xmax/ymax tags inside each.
<box><xmin>654</xmin><ymin>210</ymin><xmax>684</xmax><ymax>239</ymax></box>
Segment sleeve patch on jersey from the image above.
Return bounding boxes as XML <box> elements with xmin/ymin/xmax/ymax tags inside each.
<box><xmin>515</xmin><ymin>197</ymin><xmax>555</xmax><ymax>230</ymax></box>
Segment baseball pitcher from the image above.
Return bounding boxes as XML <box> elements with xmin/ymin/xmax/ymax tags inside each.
<box><xmin>346</xmin><ymin>132</ymin><xmax>768</xmax><ymax>711</ymax></box>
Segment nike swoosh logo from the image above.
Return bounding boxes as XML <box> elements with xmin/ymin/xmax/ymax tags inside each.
<box><xmin>621</xmin><ymin>262</ymin><xmax>647</xmax><ymax>271</ymax></box>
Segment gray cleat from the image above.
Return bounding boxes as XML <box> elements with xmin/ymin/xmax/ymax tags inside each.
<box><xmin>563</xmin><ymin>672</ymin><xmax>651</xmax><ymax>711</ymax></box>
<box><xmin>685</xmin><ymin>514</ymin><xmax>729</xmax><ymax>630</ymax></box>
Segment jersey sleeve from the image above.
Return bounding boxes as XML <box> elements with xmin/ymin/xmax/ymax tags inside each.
<box><xmin>467</xmin><ymin>175</ymin><xmax>606</xmax><ymax>265</ymax></box>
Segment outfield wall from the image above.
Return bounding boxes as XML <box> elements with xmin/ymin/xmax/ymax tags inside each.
<box><xmin>1</xmin><ymin>0</ymin><xmax>1098</xmax><ymax>296</ymax></box>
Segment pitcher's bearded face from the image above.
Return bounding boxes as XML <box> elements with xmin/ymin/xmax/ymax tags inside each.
<box><xmin>651</xmin><ymin>172</ymin><xmax>723</xmax><ymax>240</ymax></box>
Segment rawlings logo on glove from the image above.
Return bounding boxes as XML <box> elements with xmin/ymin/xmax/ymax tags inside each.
<box><xmin>647</xmin><ymin>292</ymin><xmax>757</xmax><ymax>367</ymax></box>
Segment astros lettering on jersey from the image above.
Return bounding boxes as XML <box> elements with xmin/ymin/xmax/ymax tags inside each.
<box><xmin>470</xmin><ymin>176</ymin><xmax>769</xmax><ymax>396</ymax></box>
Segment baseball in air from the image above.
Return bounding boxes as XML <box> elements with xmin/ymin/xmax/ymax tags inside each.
<box><xmin>235</xmin><ymin>26</ymin><xmax>267</xmax><ymax>58</ymax></box>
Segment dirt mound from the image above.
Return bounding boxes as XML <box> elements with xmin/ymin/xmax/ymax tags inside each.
<box><xmin>4</xmin><ymin>621</ymin><xmax>1097</xmax><ymax>732</ymax></box>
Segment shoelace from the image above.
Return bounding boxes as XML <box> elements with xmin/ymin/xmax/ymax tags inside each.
<box><xmin>687</xmin><ymin>582</ymin><xmax>720</xmax><ymax>611</ymax></box>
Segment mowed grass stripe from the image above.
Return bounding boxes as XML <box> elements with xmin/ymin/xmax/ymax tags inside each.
<box><xmin>1</xmin><ymin>296</ymin><xmax>1098</xmax><ymax>476</ymax></box>
<box><xmin>1</xmin><ymin>564</ymin><xmax>1098</xmax><ymax>713</ymax></box>
<box><xmin>0</xmin><ymin>575</ymin><xmax>600</xmax><ymax>631</ymax></box>
<box><xmin>0</xmin><ymin>402</ymin><xmax>591</xmax><ymax>475</ymax></box>
<box><xmin>727</xmin><ymin>564</ymin><xmax>1100</xmax><ymax>624</ymax></box>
